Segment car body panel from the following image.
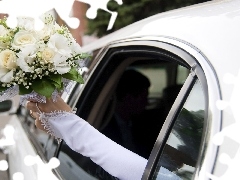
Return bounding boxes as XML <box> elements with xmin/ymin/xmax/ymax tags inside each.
<box><xmin>80</xmin><ymin>2</ymin><xmax>240</xmax><ymax>177</ymax></box>
<box><xmin>82</xmin><ymin>0</ymin><xmax>240</xmax><ymax>101</ymax></box>
<box><xmin>7</xmin><ymin>115</ymin><xmax>39</xmax><ymax>180</ymax></box>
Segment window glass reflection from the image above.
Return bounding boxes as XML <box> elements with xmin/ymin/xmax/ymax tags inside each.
<box><xmin>152</xmin><ymin>80</ymin><xmax>205</xmax><ymax>180</ymax></box>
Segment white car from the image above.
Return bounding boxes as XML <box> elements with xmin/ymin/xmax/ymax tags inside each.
<box><xmin>3</xmin><ymin>0</ymin><xmax>240</xmax><ymax>179</ymax></box>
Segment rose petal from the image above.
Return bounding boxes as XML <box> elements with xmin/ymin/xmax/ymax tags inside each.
<box><xmin>0</xmin><ymin>69</ymin><xmax>14</xmax><ymax>83</ymax></box>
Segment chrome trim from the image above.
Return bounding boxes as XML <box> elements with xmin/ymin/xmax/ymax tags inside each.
<box><xmin>69</xmin><ymin>46</ymin><xmax>111</xmax><ymax>113</ymax></box>
<box><xmin>143</xmin><ymin>72</ymin><xmax>197</xmax><ymax>179</ymax></box>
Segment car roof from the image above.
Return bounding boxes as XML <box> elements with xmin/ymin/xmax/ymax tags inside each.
<box><xmin>82</xmin><ymin>0</ymin><xmax>240</xmax><ymax>76</ymax></box>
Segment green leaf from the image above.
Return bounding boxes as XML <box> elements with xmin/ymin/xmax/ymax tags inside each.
<box><xmin>31</xmin><ymin>79</ymin><xmax>55</xmax><ymax>98</ymax></box>
<box><xmin>19</xmin><ymin>84</ymin><xmax>33</xmax><ymax>95</ymax></box>
<box><xmin>56</xmin><ymin>82</ymin><xmax>64</xmax><ymax>91</ymax></box>
<box><xmin>47</xmin><ymin>74</ymin><xmax>62</xmax><ymax>89</ymax></box>
<box><xmin>80</xmin><ymin>53</ymin><xmax>91</xmax><ymax>59</ymax></box>
<box><xmin>62</xmin><ymin>67</ymin><xmax>84</xmax><ymax>84</ymax></box>
<box><xmin>0</xmin><ymin>86</ymin><xmax>8</xmax><ymax>93</ymax></box>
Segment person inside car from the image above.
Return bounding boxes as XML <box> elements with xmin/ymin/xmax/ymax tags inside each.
<box><xmin>101</xmin><ymin>69</ymin><xmax>150</xmax><ymax>156</ymax></box>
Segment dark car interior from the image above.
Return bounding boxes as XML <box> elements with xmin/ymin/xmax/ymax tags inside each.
<box><xmin>56</xmin><ymin>47</ymin><xmax>191</xmax><ymax>179</ymax></box>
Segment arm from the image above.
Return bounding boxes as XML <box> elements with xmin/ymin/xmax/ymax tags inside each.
<box><xmin>44</xmin><ymin>112</ymin><xmax>147</xmax><ymax>180</ymax></box>
<box><xmin>26</xmin><ymin>97</ymin><xmax>181</xmax><ymax>180</ymax></box>
<box><xmin>26</xmin><ymin>97</ymin><xmax>147</xmax><ymax>180</ymax></box>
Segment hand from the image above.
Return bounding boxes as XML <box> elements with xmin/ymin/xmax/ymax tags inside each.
<box><xmin>26</xmin><ymin>96</ymin><xmax>72</xmax><ymax>113</ymax></box>
<box><xmin>26</xmin><ymin>96</ymin><xmax>72</xmax><ymax>131</ymax></box>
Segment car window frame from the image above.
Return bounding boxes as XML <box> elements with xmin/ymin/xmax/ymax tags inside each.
<box><xmin>143</xmin><ymin>69</ymin><xmax>206</xmax><ymax>179</ymax></box>
<box><xmin>53</xmin><ymin>36</ymin><xmax>222</xmax><ymax>180</ymax></box>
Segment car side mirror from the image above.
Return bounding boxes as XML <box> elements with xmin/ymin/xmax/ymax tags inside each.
<box><xmin>0</xmin><ymin>100</ymin><xmax>13</xmax><ymax>113</ymax></box>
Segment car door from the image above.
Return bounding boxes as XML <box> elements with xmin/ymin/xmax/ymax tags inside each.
<box><xmin>54</xmin><ymin>36</ymin><xmax>221</xmax><ymax>180</ymax></box>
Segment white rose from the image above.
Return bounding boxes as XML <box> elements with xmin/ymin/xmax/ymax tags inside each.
<box><xmin>0</xmin><ymin>68</ymin><xmax>14</xmax><ymax>83</ymax></box>
<box><xmin>38</xmin><ymin>26</ymin><xmax>54</xmax><ymax>41</ymax></box>
<box><xmin>71</xmin><ymin>41</ymin><xmax>82</xmax><ymax>54</ymax></box>
<box><xmin>52</xmin><ymin>52</ymin><xmax>71</xmax><ymax>74</ymax></box>
<box><xmin>47</xmin><ymin>33</ymin><xmax>72</xmax><ymax>57</ymax></box>
<box><xmin>12</xmin><ymin>30</ymin><xmax>37</xmax><ymax>49</ymax></box>
<box><xmin>41</xmin><ymin>47</ymin><xmax>55</xmax><ymax>63</ymax></box>
<box><xmin>0</xmin><ymin>50</ymin><xmax>17</xmax><ymax>70</ymax></box>
<box><xmin>17</xmin><ymin>16</ymin><xmax>35</xmax><ymax>30</ymax></box>
<box><xmin>0</xmin><ymin>50</ymin><xmax>17</xmax><ymax>83</ymax></box>
<box><xmin>16</xmin><ymin>45</ymin><xmax>37</xmax><ymax>72</ymax></box>
<box><xmin>38</xmin><ymin>27</ymin><xmax>50</xmax><ymax>40</ymax></box>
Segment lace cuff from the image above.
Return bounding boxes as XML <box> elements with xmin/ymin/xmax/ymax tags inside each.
<box><xmin>38</xmin><ymin>111</ymin><xmax>75</xmax><ymax>143</ymax></box>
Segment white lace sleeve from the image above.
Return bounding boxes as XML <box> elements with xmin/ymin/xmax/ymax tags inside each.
<box><xmin>39</xmin><ymin>112</ymin><xmax>147</xmax><ymax>180</ymax></box>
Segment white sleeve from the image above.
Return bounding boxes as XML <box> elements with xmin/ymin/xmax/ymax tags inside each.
<box><xmin>40</xmin><ymin>112</ymin><xmax>147</xmax><ymax>180</ymax></box>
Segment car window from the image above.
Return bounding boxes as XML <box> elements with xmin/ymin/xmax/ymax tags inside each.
<box><xmin>177</xmin><ymin>65</ymin><xmax>189</xmax><ymax>84</ymax></box>
<box><xmin>151</xmin><ymin>79</ymin><xmax>205</xmax><ymax>179</ymax></box>
<box><xmin>56</xmin><ymin>45</ymin><xmax>191</xmax><ymax>179</ymax></box>
<box><xmin>136</xmin><ymin>65</ymin><xmax>167</xmax><ymax>99</ymax></box>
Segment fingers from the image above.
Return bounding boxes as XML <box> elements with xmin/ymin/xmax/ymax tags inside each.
<box><xmin>30</xmin><ymin>111</ymin><xmax>39</xmax><ymax>119</ymax></box>
<box><xmin>29</xmin><ymin>110</ymin><xmax>34</xmax><ymax>118</ymax></box>
<box><xmin>25</xmin><ymin>96</ymin><xmax>71</xmax><ymax>113</ymax></box>
<box><xmin>29</xmin><ymin>109</ymin><xmax>46</xmax><ymax>132</ymax></box>
<box><xmin>35</xmin><ymin>102</ymin><xmax>42</xmax><ymax>113</ymax></box>
<box><xmin>35</xmin><ymin>118</ymin><xmax>46</xmax><ymax>132</ymax></box>
<box><xmin>26</xmin><ymin>101</ymin><xmax>42</xmax><ymax>113</ymax></box>
<box><xmin>23</xmin><ymin>100</ymin><xmax>30</xmax><ymax>108</ymax></box>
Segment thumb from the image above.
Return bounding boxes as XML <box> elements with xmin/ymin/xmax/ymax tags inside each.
<box><xmin>35</xmin><ymin>118</ymin><xmax>46</xmax><ymax>132</ymax></box>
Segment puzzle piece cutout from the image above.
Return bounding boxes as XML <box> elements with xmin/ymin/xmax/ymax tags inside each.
<box><xmin>0</xmin><ymin>125</ymin><xmax>15</xmax><ymax>153</ymax></box>
<box><xmin>0</xmin><ymin>160</ymin><xmax>8</xmax><ymax>171</ymax></box>
<box><xmin>208</xmin><ymin>70</ymin><xmax>240</xmax><ymax>179</ymax></box>
<box><xmin>0</xmin><ymin>0</ymin><xmax>78</xmax><ymax>29</ymax></box>
<box><xmin>0</xmin><ymin>0</ymin><xmax>122</xmax><ymax>30</ymax></box>
<box><xmin>24</xmin><ymin>155</ymin><xmax>60</xmax><ymax>180</ymax></box>
<box><xmin>207</xmin><ymin>148</ymin><xmax>240</xmax><ymax>180</ymax></box>
<box><xmin>0</xmin><ymin>125</ymin><xmax>13</xmax><ymax>175</ymax></box>
<box><xmin>213</xmin><ymin>70</ymin><xmax>240</xmax><ymax>145</ymax></box>
<box><xmin>76</xmin><ymin>0</ymin><xmax>123</xmax><ymax>30</ymax></box>
<box><xmin>12</xmin><ymin>172</ymin><xmax>24</xmax><ymax>180</ymax></box>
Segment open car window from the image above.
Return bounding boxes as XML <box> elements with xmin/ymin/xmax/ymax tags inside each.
<box><xmin>16</xmin><ymin>39</ymin><xmax>208</xmax><ymax>180</ymax></box>
<box><xmin>151</xmin><ymin>79</ymin><xmax>205</xmax><ymax>179</ymax></box>
<box><xmin>55</xmin><ymin>43</ymin><xmax>194</xmax><ymax>179</ymax></box>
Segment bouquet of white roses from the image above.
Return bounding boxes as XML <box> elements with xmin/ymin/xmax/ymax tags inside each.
<box><xmin>0</xmin><ymin>14</ymin><xmax>88</xmax><ymax>103</ymax></box>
